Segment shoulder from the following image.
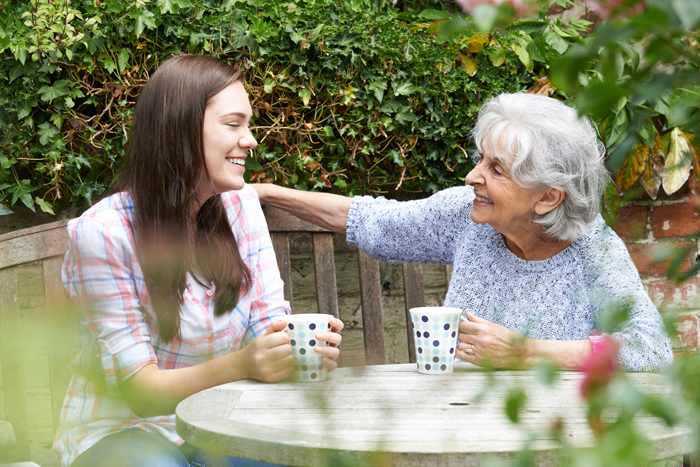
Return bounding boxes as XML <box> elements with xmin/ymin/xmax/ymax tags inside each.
<box><xmin>66</xmin><ymin>192</ymin><xmax>134</xmax><ymax>244</ymax></box>
<box><xmin>221</xmin><ymin>184</ymin><xmax>268</xmax><ymax>236</ymax></box>
<box><xmin>352</xmin><ymin>185</ymin><xmax>475</xmax><ymax>210</ymax></box>
<box><xmin>572</xmin><ymin>216</ymin><xmax>637</xmax><ymax>279</ymax></box>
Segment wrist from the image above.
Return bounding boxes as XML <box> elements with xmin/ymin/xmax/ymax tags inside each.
<box><xmin>228</xmin><ymin>347</ymin><xmax>251</xmax><ymax>382</ymax></box>
<box><xmin>523</xmin><ymin>338</ymin><xmax>540</xmax><ymax>367</ymax></box>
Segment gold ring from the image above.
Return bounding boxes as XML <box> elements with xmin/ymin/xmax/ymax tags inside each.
<box><xmin>465</xmin><ymin>344</ymin><xmax>474</xmax><ymax>355</ymax></box>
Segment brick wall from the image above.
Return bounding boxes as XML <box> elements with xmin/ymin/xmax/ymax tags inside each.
<box><xmin>612</xmin><ymin>194</ymin><xmax>700</xmax><ymax>358</ymax></box>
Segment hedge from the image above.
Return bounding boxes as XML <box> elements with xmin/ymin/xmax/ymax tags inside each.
<box><xmin>0</xmin><ymin>0</ymin><xmax>587</xmax><ymax>216</ymax></box>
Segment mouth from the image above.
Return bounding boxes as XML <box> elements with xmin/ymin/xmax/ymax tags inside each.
<box><xmin>226</xmin><ymin>157</ymin><xmax>246</xmax><ymax>167</ymax></box>
<box><xmin>474</xmin><ymin>194</ymin><xmax>493</xmax><ymax>205</ymax></box>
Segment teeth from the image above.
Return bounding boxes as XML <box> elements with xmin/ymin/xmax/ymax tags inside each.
<box><xmin>475</xmin><ymin>195</ymin><xmax>493</xmax><ymax>205</ymax></box>
<box><xmin>227</xmin><ymin>158</ymin><xmax>245</xmax><ymax>166</ymax></box>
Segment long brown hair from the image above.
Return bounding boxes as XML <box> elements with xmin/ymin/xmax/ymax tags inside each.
<box><xmin>112</xmin><ymin>55</ymin><xmax>252</xmax><ymax>343</ymax></box>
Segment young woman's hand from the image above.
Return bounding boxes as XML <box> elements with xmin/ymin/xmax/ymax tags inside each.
<box><xmin>314</xmin><ymin>318</ymin><xmax>344</xmax><ymax>372</ymax></box>
<box><xmin>241</xmin><ymin>320</ymin><xmax>293</xmax><ymax>383</ymax></box>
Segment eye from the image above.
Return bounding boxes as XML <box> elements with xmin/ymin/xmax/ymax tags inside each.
<box><xmin>491</xmin><ymin>164</ymin><xmax>503</xmax><ymax>176</ymax></box>
<box><xmin>226</xmin><ymin>123</ymin><xmax>241</xmax><ymax>128</ymax></box>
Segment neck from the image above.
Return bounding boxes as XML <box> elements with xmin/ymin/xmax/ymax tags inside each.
<box><xmin>501</xmin><ymin>225</ymin><xmax>572</xmax><ymax>261</ymax></box>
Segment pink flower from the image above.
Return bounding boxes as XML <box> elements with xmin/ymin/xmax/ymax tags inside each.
<box><xmin>584</xmin><ymin>0</ymin><xmax>646</xmax><ymax>20</ymax></box>
<box><xmin>455</xmin><ymin>0</ymin><xmax>537</xmax><ymax>18</ymax></box>
<box><xmin>455</xmin><ymin>0</ymin><xmax>645</xmax><ymax>20</ymax></box>
<box><xmin>579</xmin><ymin>337</ymin><xmax>619</xmax><ymax>399</ymax></box>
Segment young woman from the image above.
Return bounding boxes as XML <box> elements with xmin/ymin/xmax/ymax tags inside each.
<box><xmin>53</xmin><ymin>54</ymin><xmax>343</xmax><ymax>467</ymax></box>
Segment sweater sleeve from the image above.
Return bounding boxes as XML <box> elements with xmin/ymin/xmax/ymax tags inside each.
<box><xmin>346</xmin><ymin>186</ymin><xmax>474</xmax><ymax>264</ymax></box>
<box><xmin>586</xmin><ymin>220</ymin><xmax>674</xmax><ymax>372</ymax></box>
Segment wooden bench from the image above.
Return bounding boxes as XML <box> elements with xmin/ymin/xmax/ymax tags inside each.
<box><xmin>0</xmin><ymin>208</ymin><xmax>448</xmax><ymax>465</ymax></box>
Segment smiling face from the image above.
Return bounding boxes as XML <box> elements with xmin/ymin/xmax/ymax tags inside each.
<box><xmin>464</xmin><ymin>141</ymin><xmax>546</xmax><ymax>238</ymax></box>
<box><xmin>199</xmin><ymin>81</ymin><xmax>257</xmax><ymax>202</ymax></box>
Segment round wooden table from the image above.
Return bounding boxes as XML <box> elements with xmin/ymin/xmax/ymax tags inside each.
<box><xmin>176</xmin><ymin>363</ymin><xmax>692</xmax><ymax>467</ymax></box>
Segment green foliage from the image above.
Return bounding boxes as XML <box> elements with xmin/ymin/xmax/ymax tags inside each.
<box><xmin>0</xmin><ymin>0</ymin><xmax>582</xmax><ymax>215</ymax></box>
<box><xmin>546</xmin><ymin>0</ymin><xmax>700</xmax><ymax>213</ymax></box>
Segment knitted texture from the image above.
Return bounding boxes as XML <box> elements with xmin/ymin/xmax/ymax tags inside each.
<box><xmin>346</xmin><ymin>186</ymin><xmax>673</xmax><ymax>372</ymax></box>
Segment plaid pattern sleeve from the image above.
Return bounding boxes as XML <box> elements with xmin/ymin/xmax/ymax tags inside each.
<box><xmin>64</xmin><ymin>195</ymin><xmax>157</xmax><ymax>395</ymax></box>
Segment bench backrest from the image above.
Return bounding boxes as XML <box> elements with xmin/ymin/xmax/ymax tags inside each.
<box><xmin>0</xmin><ymin>210</ymin><xmax>451</xmax><ymax>463</ymax></box>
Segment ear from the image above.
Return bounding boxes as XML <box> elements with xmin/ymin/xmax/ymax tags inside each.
<box><xmin>534</xmin><ymin>187</ymin><xmax>565</xmax><ymax>216</ymax></box>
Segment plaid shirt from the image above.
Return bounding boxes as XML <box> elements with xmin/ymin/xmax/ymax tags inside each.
<box><xmin>53</xmin><ymin>185</ymin><xmax>289</xmax><ymax>467</ymax></box>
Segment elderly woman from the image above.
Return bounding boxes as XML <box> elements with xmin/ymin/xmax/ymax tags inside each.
<box><xmin>254</xmin><ymin>93</ymin><xmax>673</xmax><ymax>372</ymax></box>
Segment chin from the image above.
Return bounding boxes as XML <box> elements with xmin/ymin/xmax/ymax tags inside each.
<box><xmin>469</xmin><ymin>212</ymin><xmax>487</xmax><ymax>224</ymax></box>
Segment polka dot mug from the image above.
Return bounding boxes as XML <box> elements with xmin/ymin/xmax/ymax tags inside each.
<box><xmin>280</xmin><ymin>314</ymin><xmax>335</xmax><ymax>382</ymax></box>
<box><xmin>408</xmin><ymin>307</ymin><xmax>461</xmax><ymax>375</ymax></box>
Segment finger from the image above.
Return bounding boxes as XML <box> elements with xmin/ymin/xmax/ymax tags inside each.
<box><xmin>315</xmin><ymin>344</ymin><xmax>340</xmax><ymax>360</ymax></box>
<box><xmin>270</xmin><ymin>353</ymin><xmax>294</xmax><ymax>373</ymax></box>
<box><xmin>258</xmin><ymin>330</ymin><xmax>291</xmax><ymax>349</ymax></box>
<box><xmin>315</xmin><ymin>331</ymin><xmax>342</xmax><ymax>347</ymax></box>
<box><xmin>263</xmin><ymin>319</ymin><xmax>288</xmax><ymax>336</ymax></box>
<box><xmin>266</xmin><ymin>343</ymin><xmax>293</xmax><ymax>362</ymax></box>
<box><xmin>321</xmin><ymin>356</ymin><xmax>338</xmax><ymax>372</ymax></box>
<box><xmin>465</xmin><ymin>310</ymin><xmax>486</xmax><ymax>324</ymax></box>
<box><xmin>329</xmin><ymin>318</ymin><xmax>344</xmax><ymax>333</ymax></box>
<box><xmin>267</xmin><ymin>364</ymin><xmax>294</xmax><ymax>383</ymax></box>
<box><xmin>455</xmin><ymin>349</ymin><xmax>473</xmax><ymax>362</ymax></box>
<box><xmin>459</xmin><ymin>321</ymin><xmax>481</xmax><ymax>334</ymax></box>
<box><xmin>457</xmin><ymin>342</ymin><xmax>475</xmax><ymax>352</ymax></box>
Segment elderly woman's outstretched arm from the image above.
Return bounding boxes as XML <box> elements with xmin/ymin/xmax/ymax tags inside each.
<box><xmin>253</xmin><ymin>183</ymin><xmax>351</xmax><ymax>233</ymax></box>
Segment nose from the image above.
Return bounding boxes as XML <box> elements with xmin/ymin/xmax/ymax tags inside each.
<box><xmin>465</xmin><ymin>161</ymin><xmax>484</xmax><ymax>186</ymax></box>
<box><xmin>239</xmin><ymin>128</ymin><xmax>258</xmax><ymax>151</ymax></box>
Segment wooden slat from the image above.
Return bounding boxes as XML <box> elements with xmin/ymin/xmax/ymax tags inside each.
<box><xmin>402</xmin><ymin>263</ymin><xmax>425</xmax><ymax>364</ymax></box>
<box><xmin>357</xmin><ymin>249</ymin><xmax>385</xmax><ymax>365</ymax></box>
<box><xmin>270</xmin><ymin>233</ymin><xmax>293</xmax><ymax>309</ymax></box>
<box><xmin>685</xmin><ymin>454</ymin><xmax>700</xmax><ymax>467</ymax></box>
<box><xmin>0</xmin><ymin>220</ymin><xmax>69</xmax><ymax>270</ymax></box>
<box><xmin>445</xmin><ymin>264</ymin><xmax>453</xmax><ymax>288</ymax></box>
<box><xmin>312</xmin><ymin>233</ymin><xmax>339</xmax><ymax>319</ymax></box>
<box><xmin>0</xmin><ymin>268</ymin><xmax>29</xmax><ymax>462</ymax></box>
<box><xmin>263</xmin><ymin>206</ymin><xmax>331</xmax><ymax>233</ymax></box>
<box><xmin>43</xmin><ymin>256</ymin><xmax>73</xmax><ymax>433</ymax></box>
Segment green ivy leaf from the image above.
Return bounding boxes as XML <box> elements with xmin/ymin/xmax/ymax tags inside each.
<box><xmin>157</xmin><ymin>0</ymin><xmax>192</xmax><ymax>15</ymax></box>
<box><xmin>394</xmin><ymin>109</ymin><xmax>419</xmax><ymax>124</ymax></box>
<box><xmin>100</xmin><ymin>55</ymin><xmax>118</xmax><ymax>74</ymax></box>
<box><xmin>0</xmin><ymin>204</ymin><xmax>12</xmax><ymax>216</ymax></box>
<box><xmin>299</xmin><ymin>87</ymin><xmax>312</xmax><ymax>106</ymax></box>
<box><xmin>263</xmin><ymin>78</ymin><xmax>276</xmax><ymax>94</ymax></box>
<box><xmin>395</xmin><ymin>82</ymin><xmax>421</xmax><ymax>96</ymax></box>
<box><xmin>117</xmin><ymin>48</ymin><xmax>130</xmax><ymax>73</ymax></box>
<box><xmin>7</xmin><ymin>179</ymin><xmax>38</xmax><ymax>211</ymax></box>
<box><xmin>245</xmin><ymin>159</ymin><xmax>263</xmax><ymax>171</ymax></box>
<box><xmin>132</xmin><ymin>8</ymin><xmax>156</xmax><ymax>36</ymax></box>
<box><xmin>37</xmin><ymin>122</ymin><xmax>60</xmax><ymax>146</ymax></box>
<box><xmin>38</xmin><ymin>80</ymin><xmax>71</xmax><ymax>103</ymax></box>
<box><xmin>419</xmin><ymin>9</ymin><xmax>452</xmax><ymax>20</ymax></box>
<box><xmin>309</xmin><ymin>24</ymin><xmax>324</xmax><ymax>42</ymax></box>
<box><xmin>35</xmin><ymin>197</ymin><xmax>55</xmax><ymax>215</ymax></box>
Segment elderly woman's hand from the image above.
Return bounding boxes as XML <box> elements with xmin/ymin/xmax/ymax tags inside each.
<box><xmin>456</xmin><ymin>311</ymin><xmax>531</xmax><ymax>369</ymax></box>
<box><xmin>314</xmin><ymin>318</ymin><xmax>344</xmax><ymax>372</ymax></box>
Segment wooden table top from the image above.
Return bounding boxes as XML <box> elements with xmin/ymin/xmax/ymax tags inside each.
<box><xmin>176</xmin><ymin>363</ymin><xmax>692</xmax><ymax>467</ymax></box>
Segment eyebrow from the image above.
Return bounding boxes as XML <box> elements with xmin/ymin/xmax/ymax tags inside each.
<box><xmin>483</xmin><ymin>151</ymin><xmax>507</xmax><ymax>166</ymax></box>
<box><xmin>219</xmin><ymin>111</ymin><xmax>250</xmax><ymax>120</ymax></box>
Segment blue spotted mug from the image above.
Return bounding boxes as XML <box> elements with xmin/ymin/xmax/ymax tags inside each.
<box><xmin>280</xmin><ymin>313</ymin><xmax>334</xmax><ymax>382</ymax></box>
<box><xmin>409</xmin><ymin>307</ymin><xmax>461</xmax><ymax>374</ymax></box>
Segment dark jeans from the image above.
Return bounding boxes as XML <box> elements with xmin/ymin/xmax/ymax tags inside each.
<box><xmin>71</xmin><ymin>429</ymin><xmax>284</xmax><ymax>467</ymax></box>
